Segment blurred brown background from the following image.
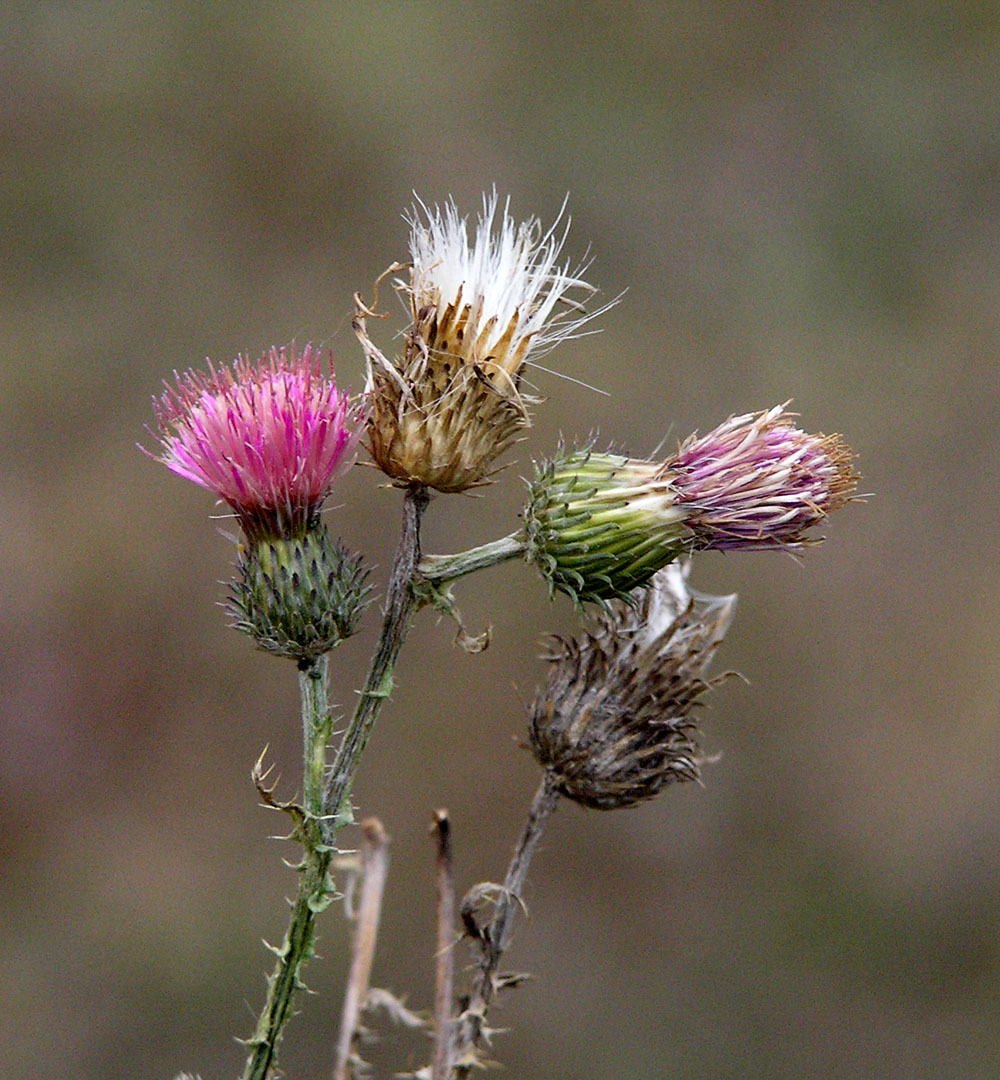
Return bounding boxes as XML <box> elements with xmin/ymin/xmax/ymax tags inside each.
<box><xmin>2</xmin><ymin>3</ymin><xmax>998</xmax><ymax>1078</ymax></box>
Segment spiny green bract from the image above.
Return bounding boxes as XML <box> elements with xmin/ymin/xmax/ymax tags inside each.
<box><xmin>228</xmin><ymin>526</ymin><xmax>371</xmax><ymax>664</ymax></box>
<box><xmin>523</xmin><ymin>445</ymin><xmax>691</xmax><ymax>607</ymax></box>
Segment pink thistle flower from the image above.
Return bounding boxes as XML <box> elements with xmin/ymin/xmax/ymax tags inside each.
<box><xmin>526</xmin><ymin>407</ymin><xmax>859</xmax><ymax>603</ymax></box>
<box><xmin>669</xmin><ymin>404</ymin><xmax>858</xmax><ymax>551</ymax></box>
<box><xmin>148</xmin><ymin>345</ymin><xmax>366</xmax><ymax>541</ymax></box>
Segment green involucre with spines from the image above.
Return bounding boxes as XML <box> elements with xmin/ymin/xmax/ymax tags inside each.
<box><xmin>228</xmin><ymin>526</ymin><xmax>371</xmax><ymax>664</ymax></box>
<box><xmin>523</xmin><ymin>447</ymin><xmax>693</xmax><ymax>605</ymax></box>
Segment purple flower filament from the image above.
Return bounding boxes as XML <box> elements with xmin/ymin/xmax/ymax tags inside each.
<box><xmin>150</xmin><ymin>345</ymin><xmax>366</xmax><ymax>541</ymax></box>
<box><xmin>670</xmin><ymin>405</ymin><xmax>856</xmax><ymax>551</ymax></box>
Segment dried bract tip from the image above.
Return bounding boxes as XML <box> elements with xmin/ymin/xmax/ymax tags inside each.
<box><xmin>228</xmin><ymin>526</ymin><xmax>371</xmax><ymax>663</ymax></box>
<box><xmin>148</xmin><ymin>344</ymin><xmax>366</xmax><ymax>542</ymax></box>
<box><xmin>362</xmin><ymin>191</ymin><xmax>605</xmax><ymax>493</ymax></box>
<box><xmin>529</xmin><ymin>563</ymin><xmax>736</xmax><ymax>810</ymax></box>
<box><xmin>524</xmin><ymin>446</ymin><xmax>691</xmax><ymax>605</ymax></box>
<box><xmin>670</xmin><ymin>404</ymin><xmax>859</xmax><ymax>551</ymax></box>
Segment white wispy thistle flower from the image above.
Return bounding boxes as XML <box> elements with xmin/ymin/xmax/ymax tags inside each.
<box><xmin>405</xmin><ymin>190</ymin><xmax>601</xmax><ymax>375</ymax></box>
<box><xmin>358</xmin><ymin>191</ymin><xmax>612</xmax><ymax>494</ymax></box>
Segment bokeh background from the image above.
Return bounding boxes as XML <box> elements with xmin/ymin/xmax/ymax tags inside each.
<box><xmin>3</xmin><ymin>3</ymin><xmax>999</xmax><ymax>1078</ymax></box>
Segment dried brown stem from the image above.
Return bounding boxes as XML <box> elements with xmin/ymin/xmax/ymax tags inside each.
<box><xmin>453</xmin><ymin>772</ymin><xmax>560</xmax><ymax>1076</ymax></box>
<box><xmin>324</xmin><ymin>486</ymin><xmax>429</xmax><ymax>835</ymax></box>
<box><xmin>431</xmin><ymin>810</ymin><xmax>456</xmax><ymax>1080</ymax></box>
<box><xmin>333</xmin><ymin>818</ymin><xmax>390</xmax><ymax>1080</ymax></box>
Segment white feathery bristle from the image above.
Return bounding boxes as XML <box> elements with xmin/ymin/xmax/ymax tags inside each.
<box><xmin>405</xmin><ymin>190</ymin><xmax>608</xmax><ymax>362</ymax></box>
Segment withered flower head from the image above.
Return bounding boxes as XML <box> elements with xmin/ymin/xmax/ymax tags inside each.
<box><xmin>360</xmin><ymin>191</ymin><xmax>608</xmax><ymax>493</ymax></box>
<box><xmin>529</xmin><ymin>562</ymin><xmax>736</xmax><ymax>810</ymax></box>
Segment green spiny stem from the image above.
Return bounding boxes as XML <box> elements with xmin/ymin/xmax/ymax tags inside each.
<box><xmin>240</xmin><ymin>487</ymin><xmax>430</xmax><ymax>1080</ymax></box>
<box><xmin>241</xmin><ymin>657</ymin><xmax>334</xmax><ymax>1080</ymax></box>
<box><xmin>324</xmin><ymin>486</ymin><xmax>430</xmax><ymax>834</ymax></box>
<box><xmin>241</xmin><ymin>857</ymin><xmax>333</xmax><ymax>1080</ymax></box>
<box><xmin>417</xmin><ymin>532</ymin><xmax>526</xmax><ymax>587</ymax></box>
<box><xmin>301</xmin><ymin>655</ymin><xmax>331</xmax><ymax>818</ymax></box>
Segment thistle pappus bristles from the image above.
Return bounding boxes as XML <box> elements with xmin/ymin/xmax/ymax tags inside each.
<box><xmin>528</xmin><ymin>562</ymin><xmax>736</xmax><ymax>810</ymax></box>
<box><xmin>405</xmin><ymin>190</ymin><xmax>601</xmax><ymax>370</ymax></box>
<box><xmin>361</xmin><ymin>191</ymin><xmax>610</xmax><ymax>493</ymax></box>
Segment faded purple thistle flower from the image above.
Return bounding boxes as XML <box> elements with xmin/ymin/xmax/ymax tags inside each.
<box><xmin>670</xmin><ymin>403</ymin><xmax>858</xmax><ymax>552</ymax></box>
<box><xmin>148</xmin><ymin>345</ymin><xmax>366</xmax><ymax>542</ymax></box>
<box><xmin>358</xmin><ymin>191</ymin><xmax>612</xmax><ymax>493</ymax></box>
<box><xmin>525</xmin><ymin>405</ymin><xmax>858</xmax><ymax>604</ymax></box>
<box><xmin>529</xmin><ymin>563</ymin><xmax>736</xmax><ymax>810</ymax></box>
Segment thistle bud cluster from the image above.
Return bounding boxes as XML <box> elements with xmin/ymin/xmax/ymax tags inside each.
<box><xmin>529</xmin><ymin>563</ymin><xmax>735</xmax><ymax>809</ymax></box>
<box><xmin>145</xmin><ymin>196</ymin><xmax>860</xmax><ymax>783</ymax></box>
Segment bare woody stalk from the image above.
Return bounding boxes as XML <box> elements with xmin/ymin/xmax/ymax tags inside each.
<box><xmin>451</xmin><ymin>772</ymin><xmax>561</xmax><ymax>1077</ymax></box>
<box><xmin>241</xmin><ymin>488</ymin><xmax>429</xmax><ymax>1080</ymax></box>
<box><xmin>334</xmin><ymin>819</ymin><xmax>390</xmax><ymax>1080</ymax></box>
<box><xmin>431</xmin><ymin>812</ymin><xmax>457</xmax><ymax>1080</ymax></box>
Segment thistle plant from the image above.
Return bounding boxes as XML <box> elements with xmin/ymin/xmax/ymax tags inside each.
<box><xmin>146</xmin><ymin>194</ymin><xmax>860</xmax><ymax>1080</ymax></box>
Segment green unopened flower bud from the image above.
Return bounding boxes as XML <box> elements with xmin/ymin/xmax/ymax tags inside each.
<box><xmin>524</xmin><ymin>447</ymin><xmax>691</xmax><ymax>605</ymax></box>
<box><xmin>228</xmin><ymin>526</ymin><xmax>371</xmax><ymax>664</ymax></box>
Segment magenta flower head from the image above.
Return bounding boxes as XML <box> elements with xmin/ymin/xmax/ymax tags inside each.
<box><xmin>670</xmin><ymin>403</ymin><xmax>858</xmax><ymax>552</ymax></box>
<box><xmin>149</xmin><ymin>345</ymin><xmax>366</xmax><ymax>542</ymax></box>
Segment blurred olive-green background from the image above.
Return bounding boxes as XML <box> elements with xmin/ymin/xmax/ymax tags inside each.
<box><xmin>3</xmin><ymin>3</ymin><xmax>999</xmax><ymax>1078</ymax></box>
